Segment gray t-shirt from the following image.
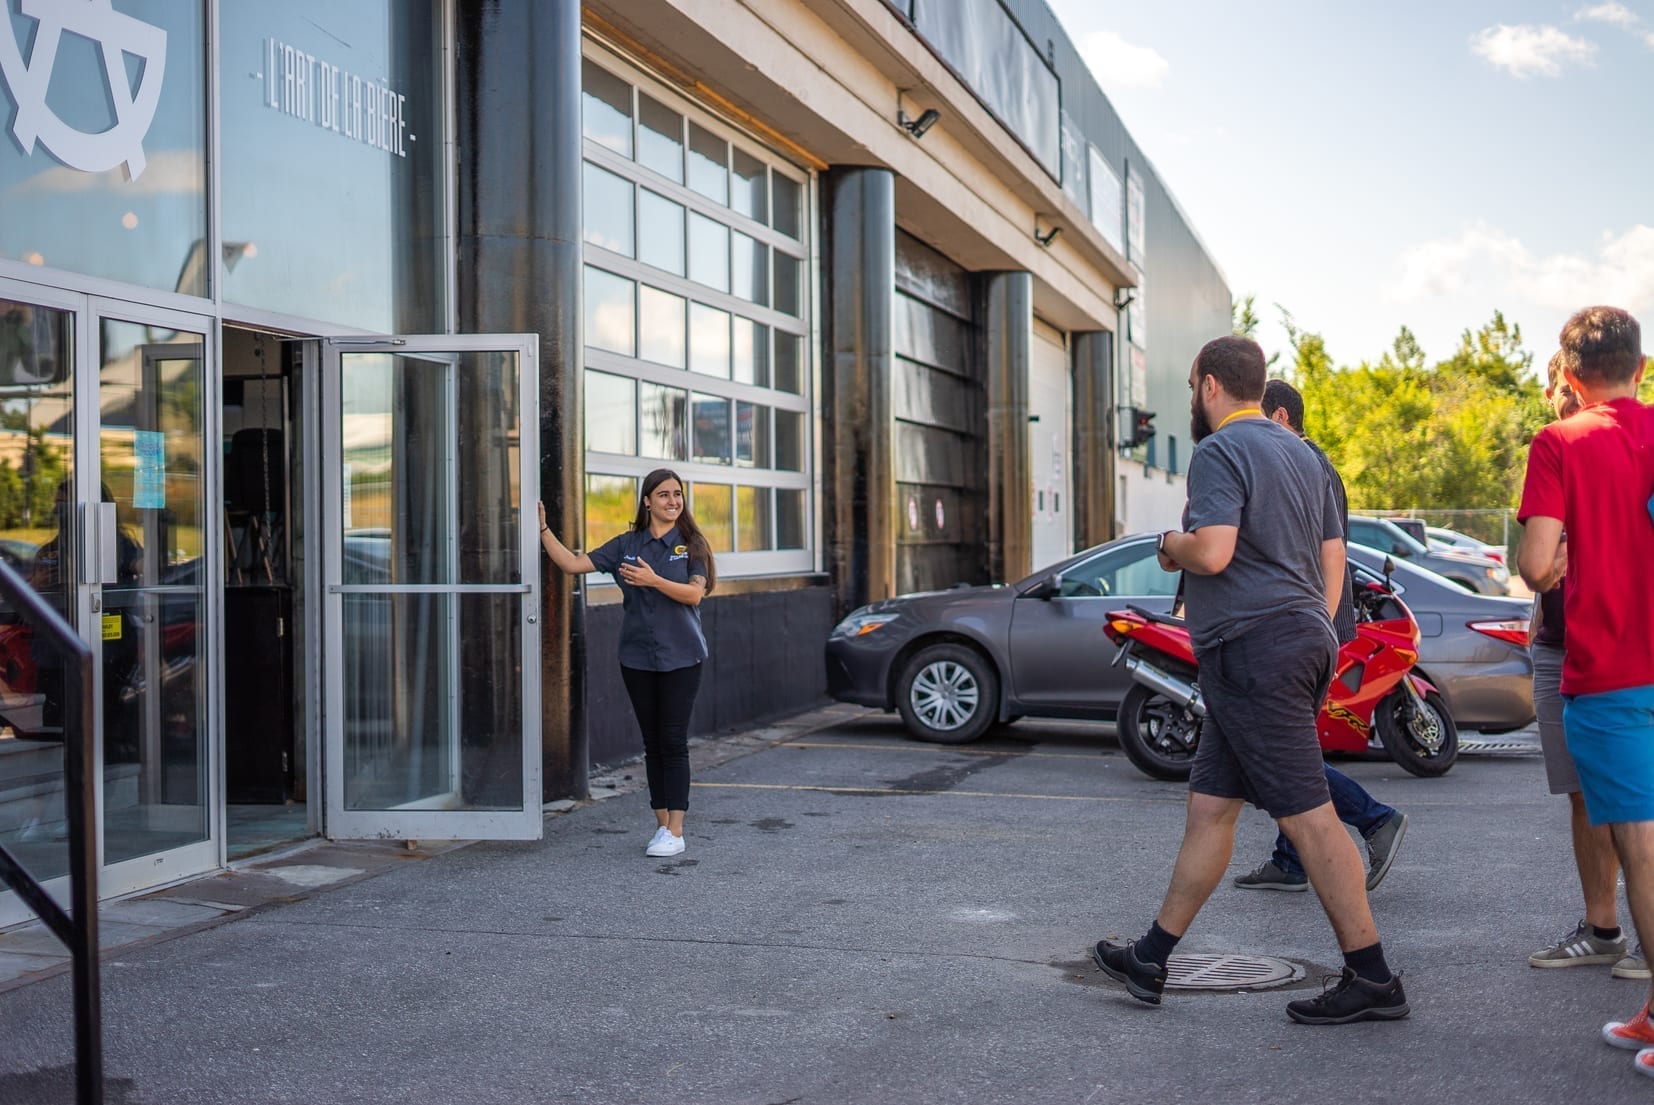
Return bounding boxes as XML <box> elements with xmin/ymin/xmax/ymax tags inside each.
<box><xmin>1181</xmin><ymin>417</ymin><xmax>1342</xmax><ymax>651</ymax></box>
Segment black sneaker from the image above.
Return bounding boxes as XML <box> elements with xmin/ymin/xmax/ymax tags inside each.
<box><xmin>1286</xmin><ymin>968</ymin><xmax>1410</xmax><ymax>1024</ymax></box>
<box><xmin>1091</xmin><ymin>939</ymin><xmax>1168</xmax><ymax>1005</ymax></box>
<box><xmin>1363</xmin><ymin>811</ymin><xmax>1408</xmax><ymax>892</ymax></box>
<box><xmin>1233</xmin><ymin>859</ymin><xmax>1309</xmax><ymax>892</ymax></box>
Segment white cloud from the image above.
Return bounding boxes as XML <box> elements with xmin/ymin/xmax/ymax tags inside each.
<box><xmin>1469</xmin><ymin>24</ymin><xmax>1597</xmax><ymax>77</ymax></box>
<box><xmin>1391</xmin><ymin>222</ymin><xmax>1654</xmax><ymax>320</ymax></box>
<box><xmin>1078</xmin><ymin>30</ymin><xmax>1170</xmax><ymax>90</ymax></box>
<box><xmin>1575</xmin><ymin>2</ymin><xmax>1640</xmax><ymax>26</ymax></box>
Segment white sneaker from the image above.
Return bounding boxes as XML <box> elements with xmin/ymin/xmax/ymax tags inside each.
<box><xmin>645</xmin><ymin>826</ymin><xmax>670</xmax><ymax>852</ymax></box>
<box><xmin>646</xmin><ymin>831</ymin><xmax>685</xmax><ymax>858</ymax></box>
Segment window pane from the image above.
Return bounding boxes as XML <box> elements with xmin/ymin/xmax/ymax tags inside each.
<box><xmin>732</xmin><ymin>233</ymin><xmax>769</xmax><ymax>306</ymax></box>
<box><xmin>738</xmin><ymin>487</ymin><xmax>774</xmax><ymax>551</ymax></box>
<box><xmin>586</xmin><ymin>474</ymin><xmax>637</xmax><ymax>553</ymax></box>
<box><xmin>693</xmin><ymin>483</ymin><xmax>734</xmax><ymax>553</ymax></box>
<box><xmin>583</xmin><ymin>267</ymin><xmax>634</xmax><ymax>356</ymax></box>
<box><xmin>692</xmin><ymin>394</ymin><xmax>732</xmax><ymax>465</ymax></box>
<box><xmin>775</xmin><ymin>409</ymin><xmax>805</xmax><ymax>471</ymax></box>
<box><xmin>732</xmin><ymin>149</ymin><xmax>769</xmax><ymax>223</ymax></box>
<box><xmin>774</xmin><ymin>332</ymin><xmax>803</xmax><ymax>394</ymax></box>
<box><xmin>733</xmin><ymin>319</ymin><xmax>770</xmax><ymax>387</ymax></box>
<box><xmin>639</xmin><ymin>190</ymin><xmax>685</xmax><ymax>276</ymax></box>
<box><xmin>689</xmin><ymin>304</ymin><xmax>731</xmax><ymax>378</ymax></box>
<box><xmin>773</xmin><ymin>173</ymin><xmax>802</xmax><ymax>239</ymax></box>
<box><xmin>582</xmin><ymin>162</ymin><xmax>634</xmax><ymax>256</ymax></box>
<box><xmin>639</xmin><ymin>286</ymin><xmax>687</xmax><ymax>368</ymax></box>
<box><xmin>777</xmin><ymin>489</ymin><xmax>806</xmax><ymax>549</ymax></box>
<box><xmin>687</xmin><ymin>122</ymin><xmax>729</xmax><ymax>205</ymax></box>
<box><xmin>582</xmin><ymin>61</ymin><xmax>633</xmax><ymax>156</ymax></box>
<box><xmin>689</xmin><ymin>213</ymin><xmax>730</xmax><ymax>293</ymax></box>
<box><xmin>736</xmin><ymin>402</ymin><xmax>771</xmax><ymax>467</ymax></box>
<box><xmin>585</xmin><ymin>371</ymin><xmax>636</xmax><ymax>455</ymax></box>
<box><xmin>773</xmin><ymin>252</ymin><xmax>801</xmax><ymax>317</ymax></box>
<box><xmin>640</xmin><ymin>383</ymin><xmax>687</xmax><ymax>460</ymax></box>
<box><xmin>637</xmin><ymin>94</ymin><xmax>684</xmax><ymax>182</ymax></box>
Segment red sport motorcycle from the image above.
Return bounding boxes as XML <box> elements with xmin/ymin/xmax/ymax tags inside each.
<box><xmin>1101</xmin><ymin>560</ymin><xmax>1458</xmax><ymax>781</ymax></box>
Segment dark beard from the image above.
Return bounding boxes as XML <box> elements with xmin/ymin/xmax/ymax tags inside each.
<box><xmin>1190</xmin><ymin>393</ymin><xmax>1214</xmax><ymax>443</ymax></box>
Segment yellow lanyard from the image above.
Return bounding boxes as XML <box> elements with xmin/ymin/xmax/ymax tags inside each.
<box><xmin>1216</xmin><ymin>408</ymin><xmax>1265</xmax><ymax>431</ymax></box>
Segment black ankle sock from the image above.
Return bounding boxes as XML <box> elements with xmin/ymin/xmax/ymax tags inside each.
<box><xmin>1137</xmin><ymin>921</ymin><xmax>1180</xmax><ymax>968</ymax></box>
<box><xmin>1343</xmin><ymin>942</ymin><xmax>1392</xmax><ymax>984</ymax></box>
<box><xmin>1594</xmin><ymin>925</ymin><xmax>1623</xmax><ymax>942</ymax></box>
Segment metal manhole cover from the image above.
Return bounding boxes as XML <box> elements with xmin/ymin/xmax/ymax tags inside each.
<box><xmin>1165</xmin><ymin>953</ymin><xmax>1302</xmax><ymax>991</ymax></box>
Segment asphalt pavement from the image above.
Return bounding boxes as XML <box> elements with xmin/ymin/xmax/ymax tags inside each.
<box><xmin>0</xmin><ymin>707</ymin><xmax>1641</xmax><ymax>1105</ymax></box>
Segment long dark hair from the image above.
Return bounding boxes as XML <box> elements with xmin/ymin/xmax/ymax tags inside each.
<box><xmin>632</xmin><ymin>468</ymin><xmax>716</xmax><ymax>594</ymax></box>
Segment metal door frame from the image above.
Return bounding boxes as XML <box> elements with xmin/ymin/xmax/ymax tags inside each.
<box><xmin>319</xmin><ymin>335</ymin><xmax>541</xmax><ymax>841</ymax></box>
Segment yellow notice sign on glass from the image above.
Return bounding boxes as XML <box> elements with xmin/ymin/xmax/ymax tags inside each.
<box><xmin>101</xmin><ymin>614</ymin><xmax>122</xmax><ymax>641</ymax></box>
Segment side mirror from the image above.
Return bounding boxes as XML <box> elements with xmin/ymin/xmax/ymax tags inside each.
<box><xmin>1391</xmin><ymin>542</ymin><xmax>1412</xmax><ymax>557</ymax></box>
<box><xmin>1028</xmin><ymin>573</ymin><xmax>1063</xmax><ymax>599</ymax></box>
<box><xmin>1383</xmin><ymin>556</ymin><xmax>1396</xmax><ymax>576</ymax></box>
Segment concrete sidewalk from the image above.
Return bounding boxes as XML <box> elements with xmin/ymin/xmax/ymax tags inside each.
<box><xmin>0</xmin><ymin>708</ymin><xmax>1638</xmax><ymax>1104</ymax></box>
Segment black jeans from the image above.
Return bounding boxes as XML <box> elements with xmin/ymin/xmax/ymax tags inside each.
<box><xmin>620</xmin><ymin>663</ymin><xmax>702</xmax><ymax>811</ymax></box>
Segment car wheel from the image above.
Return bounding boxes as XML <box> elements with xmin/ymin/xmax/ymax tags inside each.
<box><xmin>896</xmin><ymin>643</ymin><xmax>998</xmax><ymax>744</ymax></box>
<box><xmin>1116</xmin><ymin>683</ymin><xmax>1200</xmax><ymax>781</ymax></box>
<box><xmin>1375</xmin><ymin>687</ymin><xmax>1458</xmax><ymax>777</ymax></box>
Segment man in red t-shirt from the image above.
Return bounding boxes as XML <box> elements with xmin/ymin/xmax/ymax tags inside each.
<box><xmin>1516</xmin><ymin>305</ymin><xmax>1654</xmax><ymax>1075</ymax></box>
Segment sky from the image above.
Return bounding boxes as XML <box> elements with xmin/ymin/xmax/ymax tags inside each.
<box><xmin>1045</xmin><ymin>0</ymin><xmax>1654</xmax><ymax>376</ymax></box>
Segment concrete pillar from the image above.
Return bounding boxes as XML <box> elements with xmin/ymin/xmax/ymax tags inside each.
<box><xmin>1073</xmin><ymin>330</ymin><xmax>1117</xmax><ymax>547</ymax></box>
<box><xmin>979</xmin><ymin>271</ymin><xmax>1033</xmax><ymax>582</ymax></box>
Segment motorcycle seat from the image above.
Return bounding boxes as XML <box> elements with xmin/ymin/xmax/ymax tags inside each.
<box><xmin>1127</xmin><ymin>603</ymin><xmax>1185</xmax><ymax>627</ymax></box>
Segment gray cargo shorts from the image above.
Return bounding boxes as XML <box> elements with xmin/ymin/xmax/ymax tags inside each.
<box><xmin>1531</xmin><ymin>641</ymin><xmax>1580</xmax><ymax>795</ymax></box>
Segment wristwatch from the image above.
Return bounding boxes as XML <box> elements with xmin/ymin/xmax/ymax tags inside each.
<box><xmin>1156</xmin><ymin>530</ymin><xmax>1172</xmax><ymax>556</ymax></box>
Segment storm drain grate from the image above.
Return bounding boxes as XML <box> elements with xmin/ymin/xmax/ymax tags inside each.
<box><xmin>1165</xmin><ymin>953</ymin><xmax>1302</xmax><ymax>991</ymax></box>
<box><xmin>1459</xmin><ymin>740</ymin><xmax>1541</xmax><ymax>755</ymax></box>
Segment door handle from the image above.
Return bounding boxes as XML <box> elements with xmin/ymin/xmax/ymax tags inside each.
<box><xmin>97</xmin><ymin>501</ymin><xmax>118</xmax><ymax>584</ymax></box>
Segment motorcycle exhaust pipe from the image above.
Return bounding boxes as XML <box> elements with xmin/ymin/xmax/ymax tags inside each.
<box><xmin>1124</xmin><ymin>655</ymin><xmax>1206</xmax><ymax>718</ymax></box>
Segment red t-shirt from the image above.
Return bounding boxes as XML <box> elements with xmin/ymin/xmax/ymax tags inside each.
<box><xmin>1519</xmin><ymin>397</ymin><xmax>1654</xmax><ymax>695</ymax></box>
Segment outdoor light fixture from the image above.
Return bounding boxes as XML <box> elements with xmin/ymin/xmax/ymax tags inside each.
<box><xmin>1034</xmin><ymin>217</ymin><xmax>1062</xmax><ymax>247</ymax></box>
<box><xmin>1114</xmin><ymin>287</ymin><xmax>1137</xmax><ymax>310</ymax></box>
<box><xmin>899</xmin><ymin>106</ymin><xmax>940</xmax><ymax>139</ymax></box>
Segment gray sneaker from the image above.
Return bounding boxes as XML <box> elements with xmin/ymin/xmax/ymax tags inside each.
<box><xmin>1233</xmin><ymin>859</ymin><xmax>1308</xmax><ymax>892</ymax></box>
<box><xmin>1614</xmin><ymin>944</ymin><xmax>1651</xmax><ymax>980</ymax></box>
<box><xmin>1529</xmin><ymin>919</ymin><xmax>1627</xmax><ymax>968</ymax></box>
<box><xmin>1363</xmin><ymin>811</ymin><xmax>1408</xmax><ymax>892</ymax></box>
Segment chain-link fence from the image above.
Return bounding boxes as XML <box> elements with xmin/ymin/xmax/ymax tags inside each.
<box><xmin>1368</xmin><ymin>508</ymin><xmax>1517</xmax><ymax>558</ymax></box>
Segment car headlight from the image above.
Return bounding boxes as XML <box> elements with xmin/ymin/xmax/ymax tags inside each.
<box><xmin>1488</xmin><ymin>565</ymin><xmax>1509</xmax><ymax>582</ymax></box>
<box><xmin>830</xmin><ymin>610</ymin><xmax>901</xmax><ymax>639</ymax></box>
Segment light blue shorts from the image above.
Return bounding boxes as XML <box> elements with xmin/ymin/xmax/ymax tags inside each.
<box><xmin>1564</xmin><ymin>684</ymin><xmax>1654</xmax><ymax>826</ymax></box>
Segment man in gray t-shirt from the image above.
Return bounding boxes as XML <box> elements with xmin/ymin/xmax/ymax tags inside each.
<box><xmin>1092</xmin><ymin>337</ymin><xmax>1408</xmax><ymax>1027</ymax></box>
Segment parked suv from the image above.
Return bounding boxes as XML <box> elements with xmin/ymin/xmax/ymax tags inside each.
<box><xmin>1349</xmin><ymin>515</ymin><xmax>1510</xmax><ymax>595</ymax></box>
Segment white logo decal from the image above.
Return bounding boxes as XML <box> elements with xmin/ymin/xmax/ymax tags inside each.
<box><xmin>0</xmin><ymin>0</ymin><xmax>168</xmax><ymax>180</ymax></box>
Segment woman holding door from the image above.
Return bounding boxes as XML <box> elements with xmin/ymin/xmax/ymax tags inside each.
<box><xmin>539</xmin><ymin>469</ymin><xmax>714</xmax><ymax>858</ymax></box>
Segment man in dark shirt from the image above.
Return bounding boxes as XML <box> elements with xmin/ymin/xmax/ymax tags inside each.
<box><xmin>1093</xmin><ymin>337</ymin><xmax>1408</xmax><ymax>1025</ymax></box>
<box><xmin>1229</xmin><ymin>380</ymin><xmax>1409</xmax><ymax>894</ymax></box>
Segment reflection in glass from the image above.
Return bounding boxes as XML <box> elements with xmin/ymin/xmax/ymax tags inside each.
<box><xmin>343</xmin><ymin>593</ymin><xmax>524</xmax><ymax>811</ymax></box>
<box><xmin>641</xmin><ymin>383</ymin><xmax>687</xmax><ymax>460</ymax></box>
<box><xmin>777</xmin><ymin>489</ymin><xmax>806</xmax><ymax>549</ymax></box>
<box><xmin>692</xmin><ymin>394</ymin><xmax>731</xmax><ymax>465</ymax></box>
<box><xmin>732</xmin><ymin>233</ymin><xmax>769</xmax><ymax>306</ymax></box>
<box><xmin>688</xmin><ymin>214</ymin><xmax>729</xmax><ymax>293</ymax></box>
<box><xmin>586</xmin><ymin>474</ymin><xmax>638</xmax><ymax>553</ymax></box>
<box><xmin>585</xmin><ymin>371</ymin><xmax>637</xmax><ymax>455</ymax></box>
<box><xmin>582</xmin><ymin>162</ymin><xmax>635</xmax><ymax>256</ymax></box>
<box><xmin>736</xmin><ymin>402</ymin><xmax>771</xmax><ymax>468</ymax></box>
<box><xmin>774</xmin><ymin>332</ymin><xmax>803</xmax><ymax>394</ymax></box>
<box><xmin>97</xmin><ymin>320</ymin><xmax>207</xmax><ymax>865</ymax></box>
<box><xmin>638</xmin><ymin>94</ymin><xmax>684</xmax><ymax>183</ymax></box>
<box><xmin>689</xmin><ymin>304</ymin><xmax>731</xmax><ymax>378</ymax></box>
<box><xmin>639</xmin><ymin>287</ymin><xmax>687</xmax><ymax>369</ymax></box>
<box><xmin>582</xmin><ymin>60</ymin><xmax>634</xmax><ymax>156</ymax></box>
<box><xmin>687</xmin><ymin>123</ymin><xmax>729</xmax><ymax>204</ymax></box>
<box><xmin>733</xmin><ymin>319</ymin><xmax>769</xmax><ymax>387</ymax></box>
<box><xmin>584</xmin><ymin>267</ymin><xmax>635</xmax><ymax>356</ymax></box>
<box><xmin>0</xmin><ymin>300</ymin><xmax>74</xmax><ymax>880</ymax></box>
<box><xmin>693</xmin><ymin>483</ymin><xmax>734</xmax><ymax>553</ymax></box>
<box><xmin>773</xmin><ymin>174</ymin><xmax>802</xmax><ymax>239</ymax></box>
<box><xmin>732</xmin><ymin>149</ymin><xmax>769</xmax><ymax>224</ymax></box>
<box><xmin>773</xmin><ymin>252</ymin><xmax>802</xmax><ymax>317</ymax></box>
<box><xmin>738</xmin><ymin>487</ymin><xmax>773</xmax><ymax>550</ymax></box>
<box><xmin>776</xmin><ymin>409</ymin><xmax>805</xmax><ymax>471</ymax></box>
<box><xmin>639</xmin><ymin>191</ymin><xmax>686</xmax><ymax>276</ymax></box>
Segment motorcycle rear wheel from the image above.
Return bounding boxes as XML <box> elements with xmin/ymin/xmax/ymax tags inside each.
<box><xmin>1116</xmin><ymin>683</ymin><xmax>1201</xmax><ymax>781</ymax></box>
<box><xmin>1374</xmin><ymin>688</ymin><xmax>1458</xmax><ymax>777</ymax></box>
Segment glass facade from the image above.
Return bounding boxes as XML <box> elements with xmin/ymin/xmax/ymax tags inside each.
<box><xmin>579</xmin><ymin>50</ymin><xmax>813</xmax><ymax>568</ymax></box>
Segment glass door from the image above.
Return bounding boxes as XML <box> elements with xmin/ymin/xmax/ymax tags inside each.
<box><xmin>321</xmin><ymin>336</ymin><xmax>540</xmax><ymax>840</ymax></box>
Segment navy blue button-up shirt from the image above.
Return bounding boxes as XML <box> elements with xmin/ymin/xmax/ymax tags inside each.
<box><xmin>589</xmin><ymin>526</ymin><xmax>709</xmax><ymax>672</ymax></box>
